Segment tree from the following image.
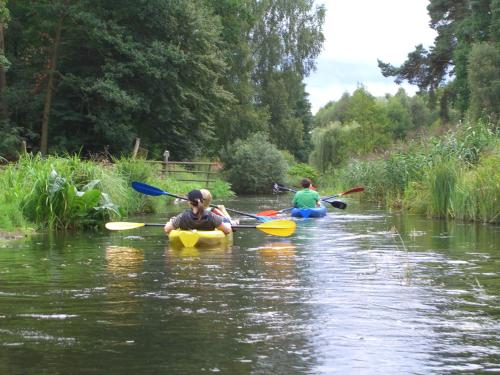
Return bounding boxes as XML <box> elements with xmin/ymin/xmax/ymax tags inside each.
<box><xmin>467</xmin><ymin>42</ymin><xmax>500</xmax><ymax>122</ymax></box>
<box><xmin>385</xmin><ymin>89</ymin><xmax>412</xmax><ymax>139</ymax></box>
<box><xmin>250</xmin><ymin>0</ymin><xmax>324</xmax><ymax>156</ymax></box>
<box><xmin>313</xmin><ymin>92</ymin><xmax>352</xmax><ymax>128</ymax></box>
<box><xmin>0</xmin><ymin>0</ymin><xmax>9</xmax><ymax>124</ymax></box>
<box><xmin>6</xmin><ymin>0</ymin><xmax>233</xmax><ymax>158</ymax></box>
<box><xmin>347</xmin><ymin>86</ymin><xmax>390</xmax><ymax>153</ymax></box>
<box><xmin>220</xmin><ymin>132</ymin><xmax>288</xmax><ymax>194</ymax></box>
<box><xmin>378</xmin><ymin>0</ymin><xmax>495</xmax><ymax>120</ymax></box>
<box><xmin>206</xmin><ymin>0</ymin><xmax>270</xmax><ymax>149</ymax></box>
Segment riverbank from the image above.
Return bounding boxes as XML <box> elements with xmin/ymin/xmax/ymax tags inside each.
<box><xmin>0</xmin><ymin>155</ymin><xmax>234</xmax><ymax>232</ymax></box>
<box><xmin>0</xmin><ymin>230</ymin><xmax>26</xmax><ymax>240</ymax></box>
<box><xmin>320</xmin><ymin>119</ymin><xmax>499</xmax><ymax>224</ymax></box>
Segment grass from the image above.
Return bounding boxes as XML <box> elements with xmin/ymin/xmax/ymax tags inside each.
<box><xmin>321</xmin><ymin>118</ymin><xmax>499</xmax><ymax>223</ymax></box>
<box><xmin>0</xmin><ymin>155</ymin><xmax>234</xmax><ymax>232</ymax></box>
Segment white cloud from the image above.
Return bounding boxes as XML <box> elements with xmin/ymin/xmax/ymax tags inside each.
<box><xmin>306</xmin><ymin>0</ymin><xmax>437</xmax><ymax>113</ymax></box>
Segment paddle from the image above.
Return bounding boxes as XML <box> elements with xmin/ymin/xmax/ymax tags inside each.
<box><xmin>105</xmin><ymin>219</ymin><xmax>296</xmax><ymax>237</ymax></box>
<box><xmin>272</xmin><ymin>183</ymin><xmax>350</xmax><ymax>210</ymax></box>
<box><xmin>258</xmin><ymin>185</ymin><xmax>364</xmax><ymax>216</ymax></box>
<box><xmin>132</xmin><ymin>181</ymin><xmax>272</xmax><ymax>222</ymax></box>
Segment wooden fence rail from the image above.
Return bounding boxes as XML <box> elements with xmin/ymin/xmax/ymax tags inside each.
<box><xmin>144</xmin><ymin>154</ymin><xmax>220</xmax><ymax>187</ymax></box>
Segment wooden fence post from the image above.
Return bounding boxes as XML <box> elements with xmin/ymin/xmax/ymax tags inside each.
<box><xmin>205</xmin><ymin>163</ymin><xmax>212</xmax><ymax>187</ymax></box>
<box><xmin>162</xmin><ymin>150</ymin><xmax>170</xmax><ymax>176</ymax></box>
<box><xmin>20</xmin><ymin>140</ymin><xmax>27</xmax><ymax>155</ymax></box>
<box><xmin>132</xmin><ymin>138</ymin><xmax>140</xmax><ymax>159</ymax></box>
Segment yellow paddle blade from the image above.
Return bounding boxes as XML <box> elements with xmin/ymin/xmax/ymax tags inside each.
<box><xmin>105</xmin><ymin>222</ymin><xmax>146</xmax><ymax>231</ymax></box>
<box><xmin>178</xmin><ymin>231</ymin><xmax>200</xmax><ymax>247</ymax></box>
<box><xmin>256</xmin><ymin>220</ymin><xmax>296</xmax><ymax>237</ymax></box>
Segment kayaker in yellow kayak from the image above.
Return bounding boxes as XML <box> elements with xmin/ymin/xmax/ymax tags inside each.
<box><xmin>164</xmin><ymin>189</ymin><xmax>232</xmax><ymax>234</ymax></box>
<box><xmin>200</xmin><ymin>189</ymin><xmax>240</xmax><ymax>226</ymax></box>
<box><xmin>292</xmin><ymin>178</ymin><xmax>321</xmax><ymax>208</ymax></box>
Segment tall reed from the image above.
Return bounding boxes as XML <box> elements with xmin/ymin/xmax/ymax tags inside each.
<box><xmin>427</xmin><ymin>159</ymin><xmax>458</xmax><ymax>218</ymax></box>
<box><xmin>328</xmin><ymin>119</ymin><xmax>498</xmax><ymax>223</ymax></box>
<box><xmin>449</xmin><ymin>145</ymin><xmax>499</xmax><ymax>223</ymax></box>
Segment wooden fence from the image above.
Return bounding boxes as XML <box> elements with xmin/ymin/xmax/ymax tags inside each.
<box><xmin>161</xmin><ymin>160</ymin><xmax>220</xmax><ymax>187</ymax></box>
<box><xmin>1</xmin><ymin>139</ymin><xmax>221</xmax><ymax>187</ymax></box>
<box><xmin>142</xmin><ymin>150</ymin><xmax>221</xmax><ymax>187</ymax></box>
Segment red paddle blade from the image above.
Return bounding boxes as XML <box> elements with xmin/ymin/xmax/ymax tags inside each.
<box><xmin>256</xmin><ymin>210</ymin><xmax>279</xmax><ymax>217</ymax></box>
<box><xmin>340</xmin><ymin>186</ymin><xmax>364</xmax><ymax>196</ymax></box>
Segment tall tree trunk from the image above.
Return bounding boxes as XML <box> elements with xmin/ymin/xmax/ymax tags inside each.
<box><xmin>0</xmin><ymin>24</ymin><xmax>7</xmax><ymax>124</ymax></box>
<box><xmin>40</xmin><ymin>16</ymin><xmax>63</xmax><ymax>156</ymax></box>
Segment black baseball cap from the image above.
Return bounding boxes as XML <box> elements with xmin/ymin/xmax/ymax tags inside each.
<box><xmin>187</xmin><ymin>189</ymin><xmax>203</xmax><ymax>204</ymax></box>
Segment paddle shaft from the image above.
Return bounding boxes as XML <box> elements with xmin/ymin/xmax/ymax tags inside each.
<box><xmin>275</xmin><ymin>183</ymin><xmax>362</xmax><ymax>202</ymax></box>
<box><xmin>131</xmin><ymin>223</ymin><xmax>266</xmax><ymax>229</ymax></box>
<box><xmin>274</xmin><ymin>184</ymin><xmax>346</xmax><ymax>210</ymax></box>
<box><xmin>275</xmin><ymin>184</ymin><xmax>342</xmax><ymax>201</ymax></box>
<box><xmin>132</xmin><ymin>182</ymin><xmax>264</xmax><ymax>221</ymax></box>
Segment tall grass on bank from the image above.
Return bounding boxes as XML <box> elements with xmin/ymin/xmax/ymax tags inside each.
<box><xmin>0</xmin><ymin>155</ymin><xmax>234</xmax><ymax>232</ymax></box>
<box><xmin>449</xmin><ymin>149</ymin><xmax>499</xmax><ymax>223</ymax></box>
<box><xmin>326</xmin><ymin>119</ymin><xmax>499</xmax><ymax>223</ymax></box>
<box><xmin>427</xmin><ymin>160</ymin><xmax>458</xmax><ymax>218</ymax></box>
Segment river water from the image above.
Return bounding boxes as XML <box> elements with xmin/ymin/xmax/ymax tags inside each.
<box><xmin>0</xmin><ymin>195</ymin><xmax>499</xmax><ymax>374</ymax></box>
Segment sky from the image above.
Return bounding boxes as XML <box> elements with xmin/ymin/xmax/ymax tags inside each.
<box><xmin>304</xmin><ymin>0</ymin><xmax>437</xmax><ymax>114</ymax></box>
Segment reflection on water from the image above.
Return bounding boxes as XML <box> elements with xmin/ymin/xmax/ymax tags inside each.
<box><xmin>0</xmin><ymin>197</ymin><xmax>499</xmax><ymax>374</ymax></box>
<box><xmin>106</xmin><ymin>246</ymin><xmax>144</xmax><ymax>274</ymax></box>
<box><xmin>257</xmin><ymin>241</ymin><xmax>296</xmax><ymax>275</ymax></box>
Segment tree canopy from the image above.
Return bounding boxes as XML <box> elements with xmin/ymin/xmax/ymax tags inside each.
<box><xmin>378</xmin><ymin>0</ymin><xmax>498</xmax><ymax>122</ymax></box>
<box><xmin>2</xmin><ymin>0</ymin><xmax>325</xmax><ymax>160</ymax></box>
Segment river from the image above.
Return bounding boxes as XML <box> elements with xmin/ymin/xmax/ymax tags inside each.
<box><xmin>0</xmin><ymin>195</ymin><xmax>499</xmax><ymax>374</ymax></box>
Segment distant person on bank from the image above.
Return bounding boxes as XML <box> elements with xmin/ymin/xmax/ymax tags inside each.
<box><xmin>164</xmin><ymin>189</ymin><xmax>232</xmax><ymax>234</ymax></box>
<box><xmin>292</xmin><ymin>178</ymin><xmax>320</xmax><ymax>208</ymax></box>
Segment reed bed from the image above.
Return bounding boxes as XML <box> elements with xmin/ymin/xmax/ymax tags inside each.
<box><xmin>327</xmin><ymin>119</ymin><xmax>499</xmax><ymax>223</ymax></box>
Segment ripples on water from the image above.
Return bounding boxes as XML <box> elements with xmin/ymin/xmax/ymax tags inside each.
<box><xmin>0</xmin><ymin>198</ymin><xmax>499</xmax><ymax>374</ymax></box>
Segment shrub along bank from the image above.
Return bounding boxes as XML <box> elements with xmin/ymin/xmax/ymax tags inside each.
<box><xmin>324</xmin><ymin>120</ymin><xmax>499</xmax><ymax>223</ymax></box>
<box><xmin>0</xmin><ymin>155</ymin><xmax>233</xmax><ymax>232</ymax></box>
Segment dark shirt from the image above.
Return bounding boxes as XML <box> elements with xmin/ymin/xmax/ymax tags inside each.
<box><xmin>170</xmin><ymin>209</ymin><xmax>224</xmax><ymax>231</ymax></box>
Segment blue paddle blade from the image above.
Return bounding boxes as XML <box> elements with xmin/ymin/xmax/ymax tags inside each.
<box><xmin>132</xmin><ymin>181</ymin><xmax>167</xmax><ymax>196</ymax></box>
<box><xmin>256</xmin><ymin>216</ymin><xmax>273</xmax><ymax>223</ymax></box>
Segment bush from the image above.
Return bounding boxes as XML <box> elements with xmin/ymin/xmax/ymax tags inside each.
<box><xmin>287</xmin><ymin>163</ymin><xmax>320</xmax><ymax>185</ymax></box>
<box><xmin>221</xmin><ymin>133</ymin><xmax>288</xmax><ymax>194</ymax></box>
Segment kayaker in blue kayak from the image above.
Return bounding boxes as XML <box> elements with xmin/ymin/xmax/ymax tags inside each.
<box><xmin>164</xmin><ymin>189</ymin><xmax>232</xmax><ymax>234</ymax></box>
<box><xmin>292</xmin><ymin>178</ymin><xmax>321</xmax><ymax>208</ymax></box>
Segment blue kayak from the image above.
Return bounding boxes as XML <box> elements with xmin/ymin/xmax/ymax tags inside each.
<box><xmin>290</xmin><ymin>205</ymin><xmax>327</xmax><ymax>218</ymax></box>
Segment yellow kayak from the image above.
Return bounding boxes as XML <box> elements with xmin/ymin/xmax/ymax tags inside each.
<box><xmin>168</xmin><ymin>229</ymin><xmax>232</xmax><ymax>248</ymax></box>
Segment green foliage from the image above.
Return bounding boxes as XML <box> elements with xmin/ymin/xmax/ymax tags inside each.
<box><xmin>330</xmin><ymin>118</ymin><xmax>499</xmax><ymax>223</ymax></box>
<box><xmin>280</xmin><ymin>149</ymin><xmax>296</xmax><ymax>166</ymax></box>
<box><xmin>6</xmin><ymin>0</ymin><xmax>233</xmax><ymax>158</ymax></box>
<box><xmin>386</xmin><ymin>89</ymin><xmax>412</xmax><ymax>139</ymax></box>
<box><xmin>449</xmin><ymin>142</ymin><xmax>500</xmax><ymax>223</ymax></box>
<box><xmin>0</xmin><ymin>154</ymin><xmax>236</xmax><ymax>232</ymax></box>
<box><xmin>467</xmin><ymin>42</ymin><xmax>500</xmax><ymax>122</ymax></box>
<box><xmin>426</xmin><ymin>160</ymin><xmax>458</xmax><ymax>218</ymax></box>
<box><xmin>334</xmin><ymin>158</ymin><xmax>388</xmax><ymax>201</ymax></box>
<box><xmin>309</xmin><ymin>122</ymin><xmax>352</xmax><ymax>171</ymax></box>
<box><xmin>429</xmin><ymin>119</ymin><xmax>498</xmax><ymax>165</ymax></box>
<box><xmin>113</xmin><ymin>157</ymin><xmax>159</xmax><ymax>186</ymax></box>
<box><xmin>15</xmin><ymin>156</ymin><xmax>121</xmax><ymax>229</ymax></box>
<box><xmin>287</xmin><ymin>163</ymin><xmax>320</xmax><ymax>185</ymax></box>
<box><xmin>221</xmin><ymin>133</ymin><xmax>288</xmax><ymax>194</ymax></box>
<box><xmin>378</xmin><ymin>0</ymin><xmax>496</xmax><ymax>123</ymax></box>
<box><xmin>4</xmin><ymin>0</ymin><xmax>326</xmax><ymax>161</ymax></box>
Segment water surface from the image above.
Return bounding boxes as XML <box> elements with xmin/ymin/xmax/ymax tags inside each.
<box><xmin>1</xmin><ymin>195</ymin><xmax>499</xmax><ymax>374</ymax></box>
